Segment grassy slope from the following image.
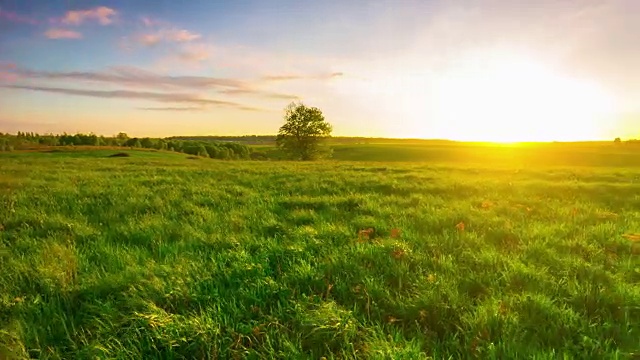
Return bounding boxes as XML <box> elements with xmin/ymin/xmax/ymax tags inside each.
<box><xmin>0</xmin><ymin>147</ymin><xmax>639</xmax><ymax>359</ymax></box>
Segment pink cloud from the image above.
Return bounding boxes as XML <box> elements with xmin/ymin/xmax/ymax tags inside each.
<box><xmin>178</xmin><ymin>44</ymin><xmax>212</xmax><ymax>62</ymax></box>
<box><xmin>166</xmin><ymin>29</ymin><xmax>201</xmax><ymax>42</ymax></box>
<box><xmin>44</xmin><ymin>28</ymin><xmax>83</xmax><ymax>39</ymax></box>
<box><xmin>0</xmin><ymin>62</ymin><xmax>17</xmax><ymax>70</ymax></box>
<box><xmin>137</xmin><ymin>28</ymin><xmax>201</xmax><ymax>46</ymax></box>
<box><xmin>136</xmin><ymin>16</ymin><xmax>200</xmax><ymax>42</ymax></box>
<box><xmin>61</xmin><ymin>6</ymin><xmax>116</xmax><ymax>25</ymax></box>
<box><xmin>0</xmin><ymin>9</ymin><xmax>39</xmax><ymax>25</ymax></box>
<box><xmin>0</xmin><ymin>62</ymin><xmax>18</xmax><ymax>82</ymax></box>
<box><xmin>141</xmin><ymin>16</ymin><xmax>155</xmax><ymax>27</ymax></box>
<box><xmin>140</xmin><ymin>16</ymin><xmax>167</xmax><ymax>27</ymax></box>
<box><xmin>138</xmin><ymin>34</ymin><xmax>161</xmax><ymax>46</ymax></box>
<box><xmin>0</xmin><ymin>72</ymin><xmax>18</xmax><ymax>82</ymax></box>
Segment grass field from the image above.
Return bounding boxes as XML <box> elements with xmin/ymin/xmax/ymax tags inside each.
<box><xmin>254</xmin><ymin>142</ymin><xmax>640</xmax><ymax>167</ymax></box>
<box><xmin>1</xmin><ymin>144</ymin><xmax>639</xmax><ymax>359</ymax></box>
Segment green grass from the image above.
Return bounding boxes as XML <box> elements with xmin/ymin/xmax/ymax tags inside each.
<box><xmin>329</xmin><ymin>143</ymin><xmax>640</xmax><ymax>166</ymax></box>
<box><xmin>1</xmin><ymin>147</ymin><xmax>639</xmax><ymax>359</ymax></box>
<box><xmin>252</xmin><ymin>142</ymin><xmax>640</xmax><ymax>167</ymax></box>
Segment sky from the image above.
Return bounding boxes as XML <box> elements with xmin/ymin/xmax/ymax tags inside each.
<box><xmin>0</xmin><ymin>0</ymin><xmax>638</xmax><ymax>141</ymax></box>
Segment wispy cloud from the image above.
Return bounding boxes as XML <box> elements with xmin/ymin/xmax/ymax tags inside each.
<box><xmin>137</xmin><ymin>106</ymin><xmax>205</xmax><ymax>111</ymax></box>
<box><xmin>0</xmin><ymin>8</ymin><xmax>39</xmax><ymax>25</ymax></box>
<box><xmin>137</xmin><ymin>104</ymin><xmax>264</xmax><ymax>112</ymax></box>
<box><xmin>6</xmin><ymin>66</ymin><xmax>293</xmax><ymax>99</ymax></box>
<box><xmin>220</xmin><ymin>88</ymin><xmax>299</xmax><ymax>100</ymax></box>
<box><xmin>131</xmin><ymin>16</ymin><xmax>201</xmax><ymax>47</ymax></box>
<box><xmin>0</xmin><ymin>72</ymin><xmax>18</xmax><ymax>82</ymax></box>
<box><xmin>140</xmin><ymin>16</ymin><xmax>166</xmax><ymax>28</ymax></box>
<box><xmin>177</xmin><ymin>43</ymin><xmax>212</xmax><ymax>63</ymax></box>
<box><xmin>136</xmin><ymin>28</ymin><xmax>201</xmax><ymax>46</ymax></box>
<box><xmin>44</xmin><ymin>28</ymin><xmax>83</xmax><ymax>40</ymax></box>
<box><xmin>262</xmin><ymin>72</ymin><xmax>344</xmax><ymax>81</ymax></box>
<box><xmin>9</xmin><ymin>66</ymin><xmax>247</xmax><ymax>90</ymax></box>
<box><xmin>166</xmin><ymin>29</ymin><xmax>200</xmax><ymax>42</ymax></box>
<box><xmin>137</xmin><ymin>33</ymin><xmax>161</xmax><ymax>46</ymax></box>
<box><xmin>60</xmin><ymin>6</ymin><xmax>117</xmax><ymax>26</ymax></box>
<box><xmin>2</xmin><ymin>84</ymin><xmax>261</xmax><ymax>111</ymax></box>
<box><xmin>0</xmin><ymin>62</ymin><xmax>17</xmax><ymax>71</ymax></box>
<box><xmin>0</xmin><ymin>64</ymin><xmax>18</xmax><ymax>82</ymax></box>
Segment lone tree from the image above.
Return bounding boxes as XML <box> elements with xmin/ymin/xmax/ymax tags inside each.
<box><xmin>276</xmin><ymin>102</ymin><xmax>332</xmax><ymax>160</ymax></box>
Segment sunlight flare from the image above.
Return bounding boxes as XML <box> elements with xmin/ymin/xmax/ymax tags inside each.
<box><xmin>366</xmin><ymin>52</ymin><xmax>618</xmax><ymax>142</ymax></box>
<box><xmin>431</xmin><ymin>55</ymin><xmax>616</xmax><ymax>142</ymax></box>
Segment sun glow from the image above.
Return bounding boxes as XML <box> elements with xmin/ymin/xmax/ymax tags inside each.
<box><xmin>367</xmin><ymin>52</ymin><xmax>618</xmax><ymax>142</ymax></box>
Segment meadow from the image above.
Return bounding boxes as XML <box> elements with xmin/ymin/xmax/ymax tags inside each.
<box><xmin>0</xmin><ymin>143</ymin><xmax>639</xmax><ymax>359</ymax></box>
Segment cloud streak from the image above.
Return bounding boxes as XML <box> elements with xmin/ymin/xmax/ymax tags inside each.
<box><xmin>44</xmin><ymin>28</ymin><xmax>83</xmax><ymax>39</ymax></box>
<box><xmin>2</xmin><ymin>84</ymin><xmax>260</xmax><ymax>111</ymax></box>
<box><xmin>60</xmin><ymin>6</ymin><xmax>117</xmax><ymax>25</ymax></box>
<box><xmin>140</xmin><ymin>16</ymin><xmax>166</xmax><ymax>27</ymax></box>
<box><xmin>11</xmin><ymin>66</ymin><xmax>247</xmax><ymax>90</ymax></box>
<box><xmin>137</xmin><ymin>106</ymin><xmax>205</xmax><ymax>112</ymax></box>
<box><xmin>132</xmin><ymin>16</ymin><xmax>201</xmax><ymax>47</ymax></box>
<box><xmin>220</xmin><ymin>88</ymin><xmax>298</xmax><ymax>100</ymax></box>
<box><xmin>6</xmin><ymin>66</ymin><xmax>301</xmax><ymax>100</ymax></box>
<box><xmin>262</xmin><ymin>72</ymin><xmax>344</xmax><ymax>81</ymax></box>
<box><xmin>136</xmin><ymin>28</ymin><xmax>201</xmax><ymax>46</ymax></box>
<box><xmin>0</xmin><ymin>71</ymin><xmax>18</xmax><ymax>82</ymax></box>
<box><xmin>138</xmin><ymin>105</ymin><xmax>265</xmax><ymax>112</ymax></box>
<box><xmin>177</xmin><ymin>44</ymin><xmax>212</xmax><ymax>62</ymax></box>
<box><xmin>0</xmin><ymin>8</ymin><xmax>39</xmax><ymax>25</ymax></box>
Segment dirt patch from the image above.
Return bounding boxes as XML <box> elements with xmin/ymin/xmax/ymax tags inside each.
<box><xmin>108</xmin><ymin>152</ymin><xmax>131</xmax><ymax>158</ymax></box>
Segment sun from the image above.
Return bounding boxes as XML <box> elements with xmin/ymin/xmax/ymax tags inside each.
<box><xmin>426</xmin><ymin>55</ymin><xmax>616</xmax><ymax>142</ymax></box>
<box><xmin>369</xmin><ymin>52</ymin><xmax>617</xmax><ymax>142</ymax></box>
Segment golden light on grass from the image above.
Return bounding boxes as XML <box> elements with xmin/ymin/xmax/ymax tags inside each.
<box><xmin>480</xmin><ymin>200</ymin><xmax>494</xmax><ymax>209</ymax></box>
<box><xmin>622</xmin><ymin>234</ymin><xmax>640</xmax><ymax>242</ymax></box>
<box><xmin>597</xmin><ymin>211</ymin><xmax>618</xmax><ymax>219</ymax></box>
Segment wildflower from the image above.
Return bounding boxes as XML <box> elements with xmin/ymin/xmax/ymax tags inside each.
<box><xmin>358</xmin><ymin>228</ymin><xmax>375</xmax><ymax>241</ymax></box>
<box><xmin>481</xmin><ymin>201</ymin><xmax>493</xmax><ymax>209</ymax></box>
<box><xmin>392</xmin><ymin>248</ymin><xmax>405</xmax><ymax>259</ymax></box>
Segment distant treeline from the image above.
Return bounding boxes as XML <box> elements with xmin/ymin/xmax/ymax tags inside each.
<box><xmin>0</xmin><ymin>132</ymin><xmax>252</xmax><ymax>160</ymax></box>
<box><xmin>167</xmin><ymin>135</ymin><xmax>463</xmax><ymax>145</ymax></box>
<box><xmin>165</xmin><ymin>135</ymin><xmax>640</xmax><ymax>146</ymax></box>
<box><xmin>167</xmin><ymin>135</ymin><xmax>277</xmax><ymax>145</ymax></box>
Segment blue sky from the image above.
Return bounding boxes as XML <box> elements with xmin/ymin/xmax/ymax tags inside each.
<box><xmin>0</xmin><ymin>0</ymin><xmax>638</xmax><ymax>140</ymax></box>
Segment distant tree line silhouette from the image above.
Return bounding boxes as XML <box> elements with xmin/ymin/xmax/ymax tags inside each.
<box><xmin>0</xmin><ymin>131</ymin><xmax>252</xmax><ymax>160</ymax></box>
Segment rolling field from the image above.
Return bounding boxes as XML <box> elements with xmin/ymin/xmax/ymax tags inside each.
<box><xmin>1</xmin><ymin>145</ymin><xmax>639</xmax><ymax>359</ymax></box>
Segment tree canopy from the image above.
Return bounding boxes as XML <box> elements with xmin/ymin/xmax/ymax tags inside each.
<box><xmin>276</xmin><ymin>102</ymin><xmax>332</xmax><ymax>160</ymax></box>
